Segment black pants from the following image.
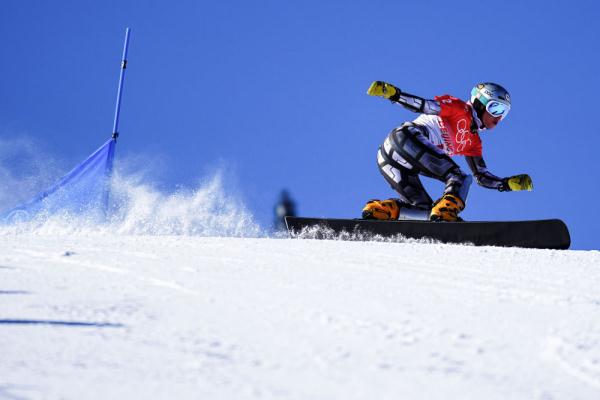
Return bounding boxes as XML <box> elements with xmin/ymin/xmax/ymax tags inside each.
<box><xmin>377</xmin><ymin>123</ymin><xmax>472</xmax><ymax>210</ymax></box>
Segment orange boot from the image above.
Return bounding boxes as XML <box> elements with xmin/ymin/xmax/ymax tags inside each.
<box><xmin>429</xmin><ymin>194</ymin><xmax>465</xmax><ymax>222</ymax></box>
<box><xmin>362</xmin><ymin>199</ymin><xmax>400</xmax><ymax>220</ymax></box>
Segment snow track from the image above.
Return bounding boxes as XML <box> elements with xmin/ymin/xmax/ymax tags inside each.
<box><xmin>0</xmin><ymin>235</ymin><xmax>599</xmax><ymax>399</ymax></box>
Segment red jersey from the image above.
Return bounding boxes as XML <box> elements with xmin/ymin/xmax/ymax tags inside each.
<box><xmin>433</xmin><ymin>95</ymin><xmax>482</xmax><ymax>157</ymax></box>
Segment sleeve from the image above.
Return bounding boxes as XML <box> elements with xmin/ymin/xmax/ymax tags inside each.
<box><xmin>465</xmin><ymin>156</ymin><xmax>508</xmax><ymax>191</ymax></box>
<box><xmin>392</xmin><ymin>91</ymin><xmax>441</xmax><ymax>115</ymax></box>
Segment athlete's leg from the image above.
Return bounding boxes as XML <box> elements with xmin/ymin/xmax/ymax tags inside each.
<box><xmin>374</xmin><ymin>125</ymin><xmax>433</xmax><ymax>220</ymax></box>
<box><xmin>377</xmin><ymin>147</ymin><xmax>432</xmax><ymax>209</ymax></box>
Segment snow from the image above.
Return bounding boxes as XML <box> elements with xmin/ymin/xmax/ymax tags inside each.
<box><xmin>1</xmin><ymin>233</ymin><xmax>600</xmax><ymax>399</ymax></box>
<box><xmin>0</xmin><ymin>171</ymin><xmax>598</xmax><ymax>399</ymax></box>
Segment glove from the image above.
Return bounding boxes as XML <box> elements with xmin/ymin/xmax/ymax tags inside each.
<box><xmin>502</xmin><ymin>174</ymin><xmax>533</xmax><ymax>191</ymax></box>
<box><xmin>367</xmin><ymin>81</ymin><xmax>400</xmax><ymax>101</ymax></box>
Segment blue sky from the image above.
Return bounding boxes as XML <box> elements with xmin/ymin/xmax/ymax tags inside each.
<box><xmin>1</xmin><ymin>0</ymin><xmax>599</xmax><ymax>249</ymax></box>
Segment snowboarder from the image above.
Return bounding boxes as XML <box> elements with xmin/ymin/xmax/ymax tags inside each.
<box><xmin>362</xmin><ymin>81</ymin><xmax>533</xmax><ymax>222</ymax></box>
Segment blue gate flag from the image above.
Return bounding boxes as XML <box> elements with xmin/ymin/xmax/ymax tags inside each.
<box><xmin>1</xmin><ymin>138</ymin><xmax>116</xmax><ymax>223</ymax></box>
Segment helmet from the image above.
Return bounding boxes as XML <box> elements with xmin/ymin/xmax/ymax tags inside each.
<box><xmin>470</xmin><ymin>82</ymin><xmax>511</xmax><ymax>121</ymax></box>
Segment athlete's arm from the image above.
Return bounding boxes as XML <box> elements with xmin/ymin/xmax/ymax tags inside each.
<box><xmin>395</xmin><ymin>91</ymin><xmax>441</xmax><ymax>115</ymax></box>
<box><xmin>465</xmin><ymin>156</ymin><xmax>507</xmax><ymax>191</ymax></box>
<box><xmin>367</xmin><ymin>81</ymin><xmax>441</xmax><ymax>115</ymax></box>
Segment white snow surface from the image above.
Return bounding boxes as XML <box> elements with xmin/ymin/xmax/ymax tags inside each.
<box><xmin>1</xmin><ymin>233</ymin><xmax>600</xmax><ymax>400</ymax></box>
<box><xmin>0</xmin><ymin>172</ymin><xmax>598</xmax><ymax>399</ymax></box>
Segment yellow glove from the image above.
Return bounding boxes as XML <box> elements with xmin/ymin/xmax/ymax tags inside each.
<box><xmin>506</xmin><ymin>174</ymin><xmax>533</xmax><ymax>191</ymax></box>
<box><xmin>367</xmin><ymin>81</ymin><xmax>400</xmax><ymax>100</ymax></box>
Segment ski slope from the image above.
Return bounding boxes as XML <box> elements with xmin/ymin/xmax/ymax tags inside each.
<box><xmin>1</xmin><ymin>233</ymin><xmax>599</xmax><ymax>400</ymax></box>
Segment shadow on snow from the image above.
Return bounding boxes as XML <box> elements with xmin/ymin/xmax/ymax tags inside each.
<box><xmin>0</xmin><ymin>319</ymin><xmax>124</xmax><ymax>328</ymax></box>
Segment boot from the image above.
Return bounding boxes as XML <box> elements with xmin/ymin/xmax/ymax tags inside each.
<box><xmin>429</xmin><ymin>194</ymin><xmax>465</xmax><ymax>222</ymax></box>
<box><xmin>362</xmin><ymin>199</ymin><xmax>400</xmax><ymax>220</ymax></box>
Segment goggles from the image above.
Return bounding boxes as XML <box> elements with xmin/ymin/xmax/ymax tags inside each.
<box><xmin>485</xmin><ymin>100</ymin><xmax>510</xmax><ymax>119</ymax></box>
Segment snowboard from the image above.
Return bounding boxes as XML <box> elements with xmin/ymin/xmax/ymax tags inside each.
<box><xmin>285</xmin><ymin>216</ymin><xmax>570</xmax><ymax>250</ymax></box>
